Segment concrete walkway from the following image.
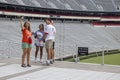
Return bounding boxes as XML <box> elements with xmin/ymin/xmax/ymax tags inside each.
<box><xmin>0</xmin><ymin>58</ymin><xmax>120</xmax><ymax>80</ymax></box>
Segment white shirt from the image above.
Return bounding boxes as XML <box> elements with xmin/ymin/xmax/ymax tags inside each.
<box><xmin>45</xmin><ymin>24</ymin><xmax>54</xmax><ymax>41</ymax></box>
<box><xmin>52</xmin><ymin>26</ymin><xmax>56</xmax><ymax>41</ymax></box>
<box><xmin>34</xmin><ymin>30</ymin><xmax>44</xmax><ymax>41</ymax></box>
<box><xmin>34</xmin><ymin>30</ymin><xmax>44</xmax><ymax>46</ymax></box>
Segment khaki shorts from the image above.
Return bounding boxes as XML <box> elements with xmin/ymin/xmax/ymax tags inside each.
<box><xmin>45</xmin><ymin>40</ymin><xmax>53</xmax><ymax>49</ymax></box>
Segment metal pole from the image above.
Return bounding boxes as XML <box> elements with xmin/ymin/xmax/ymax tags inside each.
<box><xmin>102</xmin><ymin>46</ymin><xmax>104</xmax><ymax>65</ymax></box>
<box><xmin>62</xmin><ymin>20</ymin><xmax>65</xmax><ymax>61</ymax></box>
<box><xmin>59</xmin><ymin>21</ymin><xmax>61</xmax><ymax>60</ymax></box>
<box><xmin>59</xmin><ymin>20</ymin><xmax>63</xmax><ymax>61</ymax></box>
<box><xmin>7</xmin><ymin>41</ymin><xmax>11</xmax><ymax>58</ymax></box>
<box><xmin>75</xmin><ymin>43</ymin><xmax>79</xmax><ymax>63</ymax></box>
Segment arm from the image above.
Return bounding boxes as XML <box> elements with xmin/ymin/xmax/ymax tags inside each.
<box><xmin>43</xmin><ymin>26</ymin><xmax>48</xmax><ymax>39</ymax></box>
<box><xmin>34</xmin><ymin>32</ymin><xmax>37</xmax><ymax>39</ymax></box>
<box><xmin>43</xmin><ymin>32</ymin><xmax>48</xmax><ymax>39</ymax></box>
<box><xmin>20</xmin><ymin>17</ymin><xmax>24</xmax><ymax>30</ymax></box>
<box><xmin>42</xmin><ymin>33</ymin><xmax>48</xmax><ymax>43</ymax></box>
<box><xmin>54</xmin><ymin>27</ymin><xmax>56</xmax><ymax>35</ymax></box>
<box><xmin>34</xmin><ymin>35</ymin><xmax>37</xmax><ymax>39</ymax></box>
<box><xmin>52</xmin><ymin>27</ymin><xmax>56</xmax><ymax>36</ymax></box>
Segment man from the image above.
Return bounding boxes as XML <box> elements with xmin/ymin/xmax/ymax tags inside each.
<box><xmin>51</xmin><ymin>20</ymin><xmax>56</xmax><ymax>63</ymax></box>
<box><xmin>44</xmin><ymin>18</ymin><xmax>54</xmax><ymax>65</ymax></box>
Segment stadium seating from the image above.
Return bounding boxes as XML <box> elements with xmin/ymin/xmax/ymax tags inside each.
<box><xmin>114</xmin><ymin>0</ymin><xmax>120</xmax><ymax>6</ymax></box>
<box><xmin>0</xmin><ymin>20</ymin><xmax>120</xmax><ymax>59</ymax></box>
<box><xmin>93</xmin><ymin>0</ymin><xmax>116</xmax><ymax>11</ymax></box>
<box><xmin>0</xmin><ymin>0</ymin><xmax>119</xmax><ymax>11</ymax></box>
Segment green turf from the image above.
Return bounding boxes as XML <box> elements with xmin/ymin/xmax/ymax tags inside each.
<box><xmin>67</xmin><ymin>53</ymin><xmax>120</xmax><ymax>65</ymax></box>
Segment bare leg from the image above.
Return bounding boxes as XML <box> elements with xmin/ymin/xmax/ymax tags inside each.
<box><xmin>46</xmin><ymin>48</ymin><xmax>51</xmax><ymax>60</ymax></box>
<box><xmin>45</xmin><ymin>40</ymin><xmax>53</xmax><ymax>65</ymax></box>
<box><xmin>52</xmin><ymin>49</ymin><xmax>55</xmax><ymax>61</ymax></box>
<box><xmin>50</xmin><ymin>48</ymin><xmax>53</xmax><ymax>60</ymax></box>
<box><xmin>22</xmin><ymin>48</ymin><xmax>27</xmax><ymax>65</ymax></box>
<box><xmin>27</xmin><ymin>48</ymin><xmax>31</xmax><ymax>65</ymax></box>
<box><xmin>35</xmin><ymin>46</ymin><xmax>39</xmax><ymax>60</ymax></box>
<box><xmin>51</xmin><ymin>42</ymin><xmax>55</xmax><ymax>61</ymax></box>
<box><xmin>40</xmin><ymin>47</ymin><xmax>43</xmax><ymax>62</ymax></box>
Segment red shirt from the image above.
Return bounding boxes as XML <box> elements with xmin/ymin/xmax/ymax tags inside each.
<box><xmin>22</xmin><ymin>28</ymin><xmax>32</xmax><ymax>43</ymax></box>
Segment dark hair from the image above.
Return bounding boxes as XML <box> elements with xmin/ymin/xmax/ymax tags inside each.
<box><xmin>24</xmin><ymin>21</ymin><xmax>31</xmax><ymax>32</ymax></box>
<box><xmin>39</xmin><ymin>24</ymin><xmax>44</xmax><ymax>31</ymax></box>
<box><xmin>44</xmin><ymin>18</ymin><xmax>52</xmax><ymax>22</ymax></box>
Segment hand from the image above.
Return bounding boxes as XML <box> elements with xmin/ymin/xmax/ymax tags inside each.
<box><xmin>43</xmin><ymin>39</ymin><xmax>45</xmax><ymax>43</ymax></box>
<box><xmin>20</xmin><ymin>16</ymin><xmax>24</xmax><ymax>20</ymax></box>
<box><xmin>20</xmin><ymin>16</ymin><xmax>23</xmax><ymax>21</ymax></box>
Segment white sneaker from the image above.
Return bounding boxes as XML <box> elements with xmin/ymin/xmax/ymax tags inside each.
<box><xmin>35</xmin><ymin>58</ymin><xmax>37</xmax><ymax>63</ymax></box>
<box><xmin>46</xmin><ymin>60</ymin><xmax>50</xmax><ymax>66</ymax></box>
<box><xmin>39</xmin><ymin>59</ymin><xmax>42</xmax><ymax>63</ymax></box>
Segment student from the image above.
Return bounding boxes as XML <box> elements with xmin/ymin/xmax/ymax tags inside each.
<box><xmin>20</xmin><ymin>17</ymin><xmax>32</xmax><ymax>67</ymax></box>
<box><xmin>34</xmin><ymin>24</ymin><xmax>44</xmax><ymax>63</ymax></box>
<box><xmin>51</xmin><ymin>20</ymin><xmax>56</xmax><ymax>63</ymax></box>
<box><xmin>44</xmin><ymin>18</ymin><xmax>54</xmax><ymax>65</ymax></box>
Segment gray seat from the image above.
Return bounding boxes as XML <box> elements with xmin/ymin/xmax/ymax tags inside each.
<box><xmin>0</xmin><ymin>0</ymin><xmax>118</xmax><ymax>11</ymax></box>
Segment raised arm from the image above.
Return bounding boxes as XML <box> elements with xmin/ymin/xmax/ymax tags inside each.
<box><xmin>20</xmin><ymin>16</ymin><xmax>24</xmax><ymax>29</ymax></box>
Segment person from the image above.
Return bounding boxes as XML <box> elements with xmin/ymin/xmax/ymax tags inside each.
<box><xmin>20</xmin><ymin>17</ymin><xmax>32</xmax><ymax>67</ymax></box>
<box><xmin>34</xmin><ymin>24</ymin><xmax>44</xmax><ymax>63</ymax></box>
<box><xmin>51</xmin><ymin>20</ymin><xmax>56</xmax><ymax>62</ymax></box>
<box><xmin>44</xmin><ymin>18</ymin><xmax>54</xmax><ymax>65</ymax></box>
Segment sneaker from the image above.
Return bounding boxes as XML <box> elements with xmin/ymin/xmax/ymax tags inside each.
<box><xmin>21</xmin><ymin>64</ymin><xmax>26</xmax><ymax>68</ymax></box>
<box><xmin>27</xmin><ymin>64</ymin><xmax>31</xmax><ymax>67</ymax></box>
<box><xmin>50</xmin><ymin>60</ymin><xmax>53</xmax><ymax>64</ymax></box>
<box><xmin>39</xmin><ymin>60</ymin><xmax>42</xmax><ymax>63</ymax></box>
<box><xmin>53</xmin><ymin>59</ymin><xmax>55</xmax><ymax>63</ymax></box>
<box><xmin>35</xmin><ymin>58</ymin><xmax>37</xmax><ymax>63</ymax></box>
<box><xmin>46</xmin><ymin>60</ymin><xmax>50</xmax><ymax>66</ymax></box>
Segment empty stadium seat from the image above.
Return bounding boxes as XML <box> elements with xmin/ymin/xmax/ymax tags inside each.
<box><xmin>0</xmin><ymin>0</ymin><xmax>118</xmax><ymax>11</ymax></box>
<box><xmin>1</xmin><ymin>20</ymin><xmax>120</xmax><ymax>59</ymax></box>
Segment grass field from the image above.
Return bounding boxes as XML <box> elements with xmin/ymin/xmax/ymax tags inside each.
<box><xmin>66</xmin><ymin>53</ymin><xmax>120</xmax><ymax>65</ymax></box>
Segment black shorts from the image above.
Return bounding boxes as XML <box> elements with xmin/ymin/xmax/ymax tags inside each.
<box><xmin>52</xmin><ymin>42</ymin><xmax>55</xmax><ymax>49</ymax></box>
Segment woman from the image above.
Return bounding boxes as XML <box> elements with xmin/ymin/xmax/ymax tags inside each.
<box><xmin>34</xmin><ymin>24</ymin><xmax>44</xmax><ymax>63</ymax></box>
<box><xmin>20</xmin><ymin>17</ymin><xmax>32</xmax><ymax>67</ymax></box>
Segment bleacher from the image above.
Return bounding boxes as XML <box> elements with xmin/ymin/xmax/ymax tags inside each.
<box><xmin>0</xmin><ymin>0</ymin><xmax>119</xmax><ymax>11</ymax></box>
<box><xmin>0</xmin><ymin>1</ymin><xmax>120</xmax><ymax>80</ymax></box>
<box><xmin>0</xmin><ymin>20</ymin><xmax>120</xmax><ymax>59</ymax></box>
<box><xmin>93</xmin><ymin>0</ymin><xmax>116</xmax><ymax>11</ymax></box>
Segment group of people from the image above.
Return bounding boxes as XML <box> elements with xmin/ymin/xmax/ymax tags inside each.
<box><xmin>20</xmin><ymin>17</ymin><xmax>56</xmax><ymax>67</ymax></box>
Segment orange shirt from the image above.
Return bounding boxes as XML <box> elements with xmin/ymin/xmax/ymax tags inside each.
<box><xmin>22</xmin><ymin>28</ymin><xmax>32</xmax><ymax>43</ymax></box>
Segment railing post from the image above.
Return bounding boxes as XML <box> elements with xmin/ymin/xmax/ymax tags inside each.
<box><xmin>102</xmin><ymin>46</ymin><xmax>105</xmax><ymax>65</ymax></box>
